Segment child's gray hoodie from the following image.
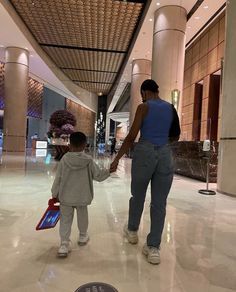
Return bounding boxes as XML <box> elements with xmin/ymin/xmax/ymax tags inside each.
<box><xmin>51</xmin><ymin>152</ymin><xmax>109</xmax><ymax>206</ymax></box>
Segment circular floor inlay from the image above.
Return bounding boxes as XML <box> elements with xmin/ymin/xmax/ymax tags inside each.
<box><xmin>75</xmin><ymin>282</ymin><xmax>118</xmax><ymax>292</ymax></box>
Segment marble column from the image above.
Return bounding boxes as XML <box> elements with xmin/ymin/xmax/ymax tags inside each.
<box><xmin>130</xmin><ymin>59</ymin><xmax>151</xmax><ymax>127</ymax></box>
<box><xmin>152</xmin><ymin>5</ymin><xmax>186</xmax><ymax>112</ymax></box>
<box><xmin>105</xmin><ymin>115</ymin><xmax>111</xmax><ymax>143</ymax></box>
<box><xmin>217</xmin><ymin>0</ymin><xmax>236</xmax><ymax>197</ymax></box>
<box><xmin>3</xmin><ymin>47</ymin><xmax>29</xmax><ymax>152</ymax></box>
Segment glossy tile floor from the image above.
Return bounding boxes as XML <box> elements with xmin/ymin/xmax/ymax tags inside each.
<box><xmin>0</xmin><ymin>151</ymin><xmax>236</xmax><ymax>292</ymax></box>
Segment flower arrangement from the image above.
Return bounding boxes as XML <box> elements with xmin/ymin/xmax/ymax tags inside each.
<box><xmin>48</xmin><ymin>110</ymin><xmax>76</xmax><ymax>139</ymax></box>
<box><xmin>61</xmin><ymin>123</ymin><xmax>75</xmax><ymax>134</ymax></box>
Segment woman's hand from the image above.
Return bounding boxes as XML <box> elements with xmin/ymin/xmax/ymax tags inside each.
<box><xmin>110</xmin><ymin>159</ymin><xmax>119</xmax><ymax>173</ymax></box>
<box><xmin>109</xmin><ymin>104</ymin><xmax>145</xmax><ymax>168</ymax></box>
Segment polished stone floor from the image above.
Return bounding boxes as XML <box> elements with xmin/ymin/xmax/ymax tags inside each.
<box><xmin>0</xmin><ymin>151</ymin><xmax>236</xmax><ymax>292</ymax></box>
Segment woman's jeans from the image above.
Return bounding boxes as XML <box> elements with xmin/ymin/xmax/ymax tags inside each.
<box><xmin>128</xmin><ymin>140</ymin><xmax>174</xmax><ymax>248</ymax></box>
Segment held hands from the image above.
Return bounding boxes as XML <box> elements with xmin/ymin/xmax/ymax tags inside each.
<box><xmin>110</xmin><ymin>159</ymin><xmax>119</xmax><ymax>173</ymax></box>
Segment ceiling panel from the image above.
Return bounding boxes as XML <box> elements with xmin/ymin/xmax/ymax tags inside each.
<box><xmin>62</xmin><ymin>69</ymin><xmax>116</xmax><ymax>84</ymax></box>
<box><xmin>75</xmin><ymin>82</ymin><xmax>112</xmax><ymax>95</ymax></box>
<box><xmin>42</xmin><ymin>47</ymin><xmax>125</xmax><ymax>72</ymax></box>
<box><xmin>9</xmin><ymin>0</ymin><xmax>147</xmax><ymax>95</ymax></box>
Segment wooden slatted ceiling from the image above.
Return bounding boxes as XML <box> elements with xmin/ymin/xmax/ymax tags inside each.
<box><xmin>10</xmin><ymin>0</ymin><xmax>144</xmax><ymax>95</ymax></box>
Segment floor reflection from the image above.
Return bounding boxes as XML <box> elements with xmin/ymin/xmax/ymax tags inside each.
<box><xmin>0</xmin><ymin>151</ymin><xmax>236</xmax><ymax>292</ymax></box>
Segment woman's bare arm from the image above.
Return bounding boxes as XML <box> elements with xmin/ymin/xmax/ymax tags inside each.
<box><xmin>110</xmin><ymin>103</ymin><xmax>147</xmax><ymax>171</ymax></box>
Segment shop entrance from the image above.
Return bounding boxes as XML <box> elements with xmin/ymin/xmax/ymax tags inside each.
<box><xmin>192</xmin><ymin>80</ymin><xmax>203</xmax><ymax>141</ymax></box>
<box><xmin>208</xmin><ymin>71</ymin><xmax>221</xmax><ymax>141</ymax></box>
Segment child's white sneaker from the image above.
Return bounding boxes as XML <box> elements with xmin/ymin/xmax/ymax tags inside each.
<box><xmin>58</xmin><ymin>241</ymin><xmax>71</xmax><ymax>257</ymax></box>
<box><xmin>78</xmin><ymin>233</ymin><xmax>89</xmax><ymax>246</ymax></box>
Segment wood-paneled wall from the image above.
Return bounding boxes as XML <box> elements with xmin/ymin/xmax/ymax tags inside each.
<box><xmin>182</xmin><ymin>12</ymin><xmax>225</xmax><ymax>141</ymax></box>
<box><xmin>66</xmin><ymin>99</ymin><xmax>96</xmax><ymax>140</ymax></box>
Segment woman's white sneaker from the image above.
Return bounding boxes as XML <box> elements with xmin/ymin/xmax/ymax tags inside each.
<box><xmin>78</xmin><ymin>233</ymin><xmax>89</xmax><ymax>246</ymax></box>
<box><xmin>58</xmin><ymin>241</ymin><xmax>71</xmax><ymax>257</ymax></box>
<box><xmin>123</xmin><ymin>224</ymin><xmax>138</xmax><ymax>244</ymax></box>
<box><xmin>142</xmin><ymin>244</ymin><xmax>161</xmax><ymax>265</ymax></box>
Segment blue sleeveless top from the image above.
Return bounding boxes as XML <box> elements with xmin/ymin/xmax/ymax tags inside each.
<box><xmin>140</xmin><ymin>99</ymin><xmax>173</xmax><ymax>146</ymax></box>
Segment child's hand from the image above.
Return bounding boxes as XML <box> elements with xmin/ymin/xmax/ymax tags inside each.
<box><xmin>48</xmin><ymin>197</ymin><xmax>59</xmax><ymax>206</ymax></box>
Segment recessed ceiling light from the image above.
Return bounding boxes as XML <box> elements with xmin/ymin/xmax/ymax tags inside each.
<box><xmin>195</xmin><ymin>16</ymin><xmax>200</xmax><ymax>20</ymax></box>
<box><xmin>98</xmin><ymin>92</ymin><xmax>103</xmax><ymax>96</ymax></box>
<box><xmin>157</xmin><ymin>2</ymin><xmax>160</xmax><ymax>5</ymax></box>
<box><xmin>203</xmin><ymin>5</ymin><xmax>209</xmax><ymax>9</ymax></box>
<box><xmin>149</xmin><ymin>18</ymin><xmax>153</xmax><ymax>22</ymax></box>
<box><xmin>25</xmin><ymin>47</ymin><xmax>29</xmax><ymax>50</ymax></box>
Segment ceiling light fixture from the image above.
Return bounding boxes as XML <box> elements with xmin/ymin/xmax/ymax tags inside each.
<box><xmin>195</xmin><ymin>16</ymin><xmax>200</xmax><ymax>20</ymax></box>
<box><xmin>203</xmin><ymin>5</ymin><xmax>209</xmax><ymax>9</ymax></box>
<box><xmin>157</xmin><ymin>2</ymin><xmax>160</xmax><ymax>5</ymax></box>
<box><xmin>149</xmin><ymin>18</ymin><xmax>153</xmax><ymax>22</ymax></box>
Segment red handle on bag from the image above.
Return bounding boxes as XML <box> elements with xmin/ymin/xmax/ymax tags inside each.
<box><xmin>48</xmin><ymin>198</ymin><xmax>59</xmax><ymax>207</ymax></box>
<box><xmin>36</xmin><ymin>198</ymin><xmax>60</xmax><ymax>230</ymax></box>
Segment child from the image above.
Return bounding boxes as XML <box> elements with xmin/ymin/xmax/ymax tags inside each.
<box><xmin>51</xmin><ymin>132</ymin><xmax>110</xmax><ymax>257</ymax></box>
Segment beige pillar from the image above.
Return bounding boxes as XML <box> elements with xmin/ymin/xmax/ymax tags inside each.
<box><xmin>3</xmin><ymin>47</ymin><xmax>29</xmax><ymax>152</ymax></box>
<box><xmin>152</xmin><ymin>5</ymin><xmax>186</xmax><ymax>111</ymax></box>
<box><xmin>130</xmin><ymin>59</ymin><xmax>151</xmax><ymax>127</ymax></box>
<box><xmin>105</xmin><ymin>115</ymin><xmax>111</xmax><ymax>143</ymax></box>
<box><xmin>217</xmin><ymin>0</ymin><xmax>236</xmax><ymax>197</ymax></box>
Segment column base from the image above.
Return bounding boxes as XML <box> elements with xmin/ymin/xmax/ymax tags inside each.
<box><xmin>3</xmin><ymin>135</ymin><xmax>26</xmax><ymax>152</ymax></box>
<box><xmin>217</xmin><ymin>140</ymin><xmax>236</xmax><ymax>197</ymax></box>
<box><xmin>217</xmin><ymin>189</ymin><xmax>236</xmax><ymax>198</ymax></box>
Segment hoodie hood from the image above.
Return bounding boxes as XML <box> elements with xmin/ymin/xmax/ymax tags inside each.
<box><xmin>63</xmin><ymin>152</ymin><xmax>91</xmax><ymax>170</ymax></box>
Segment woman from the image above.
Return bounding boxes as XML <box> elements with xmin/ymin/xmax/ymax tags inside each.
<box><xmin>110</xmin><ymin>79</ymin><xmax>180</xmax><ymax>265</ymax></box>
